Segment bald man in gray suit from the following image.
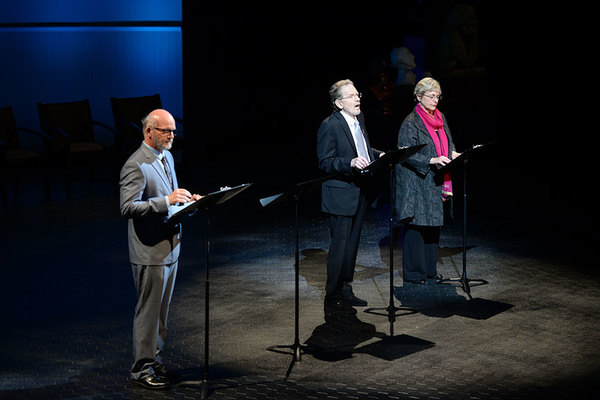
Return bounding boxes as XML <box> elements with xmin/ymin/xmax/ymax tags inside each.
<box><xmin>120</xmin><ymin>109</ymin><xmax>201</xmax><ymax>390</ymax></box>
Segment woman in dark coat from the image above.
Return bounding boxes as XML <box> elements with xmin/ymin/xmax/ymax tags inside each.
<box><xmin>394</xmin><ymin>77</ymin><xmax>460</xmax><ymax>284</ymax></box>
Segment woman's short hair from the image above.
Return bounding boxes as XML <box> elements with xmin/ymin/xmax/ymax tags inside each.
<box><xmin>414</xmin><ymin>77</ymin><xmax>442</xmax><ymax>96</ymax></box>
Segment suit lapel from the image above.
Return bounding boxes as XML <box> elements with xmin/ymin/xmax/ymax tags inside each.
<box><xmin>334</xmin><ymin>112</ymin><xmax>359</xmax><ymax>156</ymax></box>
<box><xmin>335</xmin><ymin>111</ymin><xmax>375</xmax><ymax>160</ymax></box>
<box><xmin>141</xmin><ymin>144</ymin><xmax>174</xmax><ymax>190</ymax></box>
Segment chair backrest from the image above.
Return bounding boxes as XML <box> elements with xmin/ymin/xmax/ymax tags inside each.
<box><xmin>110</xmin><ymin>94</ymin><xmax>162</xmax><ymax>136</ymax></box>
<box><xmin>110</xmin><ymin>93</ymin><xmax>162</xmax><ymax>156</ymax></box>
<box><xmin>37</xmin><ymin>99</ymin><xmax>94</xmax><ymax>144</ymax></box>
<box><xmin>110</xmin><ymin>94</ymin><xmax>163</xmax><ymax>155</ymax></box>
<box><xmin>0</xmin><ymin>106</ymin><xmax>19</xmax><ymax>149</ymax></box>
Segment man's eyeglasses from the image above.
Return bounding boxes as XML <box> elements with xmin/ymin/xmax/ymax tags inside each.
<box><xmin>339</xmin><ymin>93</ymin><xmax>362</xmax><ymax>100</ymax></box>
<box><xmin>152</xmin><ymin>127</ymin><xmax>178</xmax><ymax>136</ymax></box>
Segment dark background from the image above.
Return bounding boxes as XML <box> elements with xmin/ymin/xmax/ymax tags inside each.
<box><xmin>181</xmin><ymin>1</ymin><xmax>592</xmax><ymax>234</ymax></box>
<box><xmin>1</xmin><ymin>1</ymin><xmax>594</xmax><ymax>240</ymax></box>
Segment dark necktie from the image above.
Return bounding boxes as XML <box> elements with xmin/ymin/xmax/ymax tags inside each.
<box><xmin>160</xmin><ymin>155</ymin><xmax>173</xmax><ymax>189</ymax></box>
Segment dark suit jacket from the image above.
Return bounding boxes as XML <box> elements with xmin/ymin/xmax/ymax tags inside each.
<box><xmin>119</xmin><ymin>143</ymin><xmax>181</xmax><ymax>265</ymax></box>
<box><xmin>317</xmin><ymin>111</ymin><xmax>382</xmax><ymax>216</ymax></box>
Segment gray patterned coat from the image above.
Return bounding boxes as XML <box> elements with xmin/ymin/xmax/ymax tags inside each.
<box><xmin>393</xmin><ymin>109</ymin><xmax>456</xmax><ymax>226</ymax></box>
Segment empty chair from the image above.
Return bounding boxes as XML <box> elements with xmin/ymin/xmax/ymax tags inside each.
<box><xmin>0</xmin><ymin>105</ymin><xmax>52</xmax><ymax>211</ymax></box>
<box><xmin>110</xmin><ymin>94</ymin><xmax>186</xmax><ymax>178</ymax></box>
<box><xmin>110</xmin><ymin>94</ymin><xmax>166</xmax><ymax>163</ymax></box>
<box><xmin>37</xmin><ymin>99</ymin><xmax>117</xmax><ymax>199</ymax></box>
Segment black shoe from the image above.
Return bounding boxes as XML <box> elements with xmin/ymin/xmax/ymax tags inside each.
<box><xmin>427</xmin><ymin>274</ymin><xmax>443</xmax><ymax>282</ymax></box>
<box><xmin>130</xmin><ymin>374</ymin><xmax>171</xmax><ymax>390</ymax></box>
<box><xmin>324</xmin><ymin>296</ymin><xmax>356</xmax><ymax>313</ymax></box>
<box><xmin>343</xmin><ymin>293</ymin><xmax>368</xmax><ymax>307</ymax></box>
<box><xmin>153</xmin><ymin>363</ymin><xmax>179</xmax><ymax>381</ymax></box>
<box><xmin>404</xmin><ymin>278</ymin><xmax>426</xmax><ymax>284</ymax></box>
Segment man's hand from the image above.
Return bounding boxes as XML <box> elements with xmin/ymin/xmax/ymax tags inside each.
<box><xmin>351</xmin><ymin>156</ymin><xmax>369</xmax><ymax>170</ymax></box>
<box><xmin>168</xmin><ymin>188</ymin><xmax>196</xmax><ymax>204</ymax></box>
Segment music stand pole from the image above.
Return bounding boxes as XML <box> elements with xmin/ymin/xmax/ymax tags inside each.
<box><xmin>261</xmin><ymin>174</ymin><xmax>333</xmax><ymax>379</ymax></box>
<box><xmin>458</xmin><ymin>160</ymin><xmax>488</xmax><ymax>298</ymax></box>
<box><xmin>387</xmin><ymin>167</ymin><xmax>399</xmax><ymax>323</ymax></box>
<box><xmin>436</xmin><ymin>144</ymin><xmax>489</xmax><ymax>298</ymax></box>
<box><xmin>292</xmin><ymin>193</ymin><xmax>301</xmax><ymax>362</ymax></box>
<box><xmin>168</xmin><ymin>183</ymin><xmax>252</xmax><ymax>399</ymax></box>
<box><xmin>201</xmin><ymin>208</ymin><xmax>210</xmax><ymax>399</ymax></box>
<box><xmin>462</xmin><ymin>164</ymin><xmax>469</xmax><ymax>294</ymax></box>
<box><xmin>363</xmin><ymin>145</ymin><xmax>425</xmax><ymax>332</ymax></box>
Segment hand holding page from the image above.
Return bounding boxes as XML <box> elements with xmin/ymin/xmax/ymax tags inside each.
<box><xmin>167</xmin><ymin>183</ymin><xmax>252</xmax><ymax>220</ymax></box>
<box><xmin>435</xmin><ymin>142</ymin><xmax>492</xmax><ymax>177</ymax></box>
<box><xmin>359</xmin><ymin>144</ymin><xmax>426</xmax><ymax>176</ymax></box>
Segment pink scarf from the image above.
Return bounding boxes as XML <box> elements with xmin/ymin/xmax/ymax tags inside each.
<box><xmin>415</xmin><ymin>104</ymin><xmax>453</xmax><ymax>198</ymax></box>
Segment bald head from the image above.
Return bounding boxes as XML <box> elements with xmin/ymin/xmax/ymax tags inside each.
<box><xmin>143</xmin><ymin>109</ymin><xmax>176</xmax><ymax>152</ymax></box>
<box><xmin>142</xmin><ymin>109</ymin><xmax>175</xmax><ymax>131</ymax></box>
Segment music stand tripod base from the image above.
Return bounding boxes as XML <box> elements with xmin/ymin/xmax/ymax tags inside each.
<box><xmin>361</xmin><ymin>144</ymin><xmax>426</xmax><ymax>334</ymax></box>
<box><xmin>434</xmin><ymin>143</ymin><xmax>493</xmax><ymax>299</ymax></box>
<box><xmin>260</xmin><ymin>174</ymin><xmax>332</xmax><ymax>380</ymax></box>
<box><xmin>170</xmin><ymin>183</ymin><xmax>253</xmax><ymax>399</ymax></box>
<box><xmin>437</xmin><ymin>275</ymin><xmax>488</xmax><ymax>299</ymax></box>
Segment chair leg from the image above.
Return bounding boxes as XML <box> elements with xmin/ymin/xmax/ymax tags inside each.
<box><xmin>65</xmin><ymin>165</ymin><xmax>72</xmax><ymax>201</ymax></box>
<box><xmin>88</xmin><ymin>165</ymin><xmax>95</xmax><ymax>191</ymax></box>
<box><xmin>1</xmin><ymin>175</ymin><xmax>7</xmax><ymax>214</ymax></box>
<box><xmin>13</xmin><ymin>178</ymin><xmax>20</xmax><ymax>199</ymax></box>
<box><xmin>44</xmin><ymin>167</ymin><xmax>52</xmax><ymax>201</ymax></box>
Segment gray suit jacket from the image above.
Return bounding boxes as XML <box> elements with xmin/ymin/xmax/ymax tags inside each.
<box><xmin>119</xmin><ymin>143</ymin><xmax>181</xmax><ymax>265</ymax></box>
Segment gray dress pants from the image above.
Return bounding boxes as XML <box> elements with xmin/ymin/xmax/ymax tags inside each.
<box><xmin>130</xmin><ymin>262</ymin><xmax>178</xmax><ymax>379</ymax></box>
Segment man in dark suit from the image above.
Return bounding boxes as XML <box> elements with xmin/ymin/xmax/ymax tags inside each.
<box><xmin>120</xmin><ymin>109</ymin><xmax>201</xmax><ymax>390</ymax></box>
<box><xmin>317</xmin><ymin>79</ymin><xmax>383</xmax><ymax>310</ymax></box>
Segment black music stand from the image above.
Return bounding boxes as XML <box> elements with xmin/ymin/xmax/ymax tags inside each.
<box><xmin>170</xmin><ymin>183</ymin><xmax>253</xmax><ymax>399</ymax></box>
<box><xmin>260</xmin><ymin>174</ymin><xmax>334</xmax><ymax>380</ymax></box>
<box><xmin>435</xmin><ymin>143</ymin><xmax>491</xmax><ymax>299</ymax></box>
<box><xmin>362</xmin><ymin>144</ymin><xmax>426</xmax><ymax>333</ymax></box>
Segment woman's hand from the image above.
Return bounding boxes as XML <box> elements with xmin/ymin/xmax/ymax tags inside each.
<box><xmin>430</xmin><ymin>156</ymin><xmax>451</xmax><ymax>169</ymax></box>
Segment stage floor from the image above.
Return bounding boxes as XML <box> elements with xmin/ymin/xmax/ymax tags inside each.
<box><xmin>1</xmin><ymin>162</ymin><xmax>598</xmax><ymax>399</ymax></box>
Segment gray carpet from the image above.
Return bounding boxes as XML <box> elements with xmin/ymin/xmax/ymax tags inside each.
<box><xmin>1</xmin><ymin>163</ymin><xmax>598</xmax><ymax>399</ymax></box>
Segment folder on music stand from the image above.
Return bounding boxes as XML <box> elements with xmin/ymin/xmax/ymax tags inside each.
<box><xmin>435</xmin><ymin>143</ymin><xmax>490</xmax><ymax>178</ymax></box>
<box><xmin>168</xmin><ymin>183</ymin><xmax>252</xmax><ymax>220</ymax></box>
<box><xmin>360</xmin><ymin>144</ymin><xmax>426</xmax><ymax>176</ymax></box>
<box><xmin>259</xmin><ymin>174</ymin><xmax>335</xmax><ymax>208</ymax></box>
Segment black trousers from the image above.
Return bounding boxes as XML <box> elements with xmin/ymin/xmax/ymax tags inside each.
<box><xmin>402</xmin><ymin>224</ymin><xmax>440</xmax><ymax>281</ymax></box>
<box><xmin>325</xmin><ymin>195</ymin><xmax>368</xmax><ymax>298</ymax></box>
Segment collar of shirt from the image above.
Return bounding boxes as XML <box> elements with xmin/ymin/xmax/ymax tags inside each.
<box><xmin>339</xmin><ymin>110</ymin><xmax>359</xmax><ymax>131</ymax></box>
<box><xmin>339</xmin><ymin>111</ymin><xmax>370</xmax><ymax>162</ymax></box>
<box><xmin>143</xmin><ymin>141</ymin><xmax>164</xmax><ymax>160</ymax></box>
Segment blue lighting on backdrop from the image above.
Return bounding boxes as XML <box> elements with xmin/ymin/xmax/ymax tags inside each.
<box><xmin>1</xmin><ymin>1</ymin><xmax>182</xmax><ymax>146</ymax></box>
<box><xmin>2</xmin><ymin>0</ymin><xmax>181</xmax><ymax>23</ymax></box>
